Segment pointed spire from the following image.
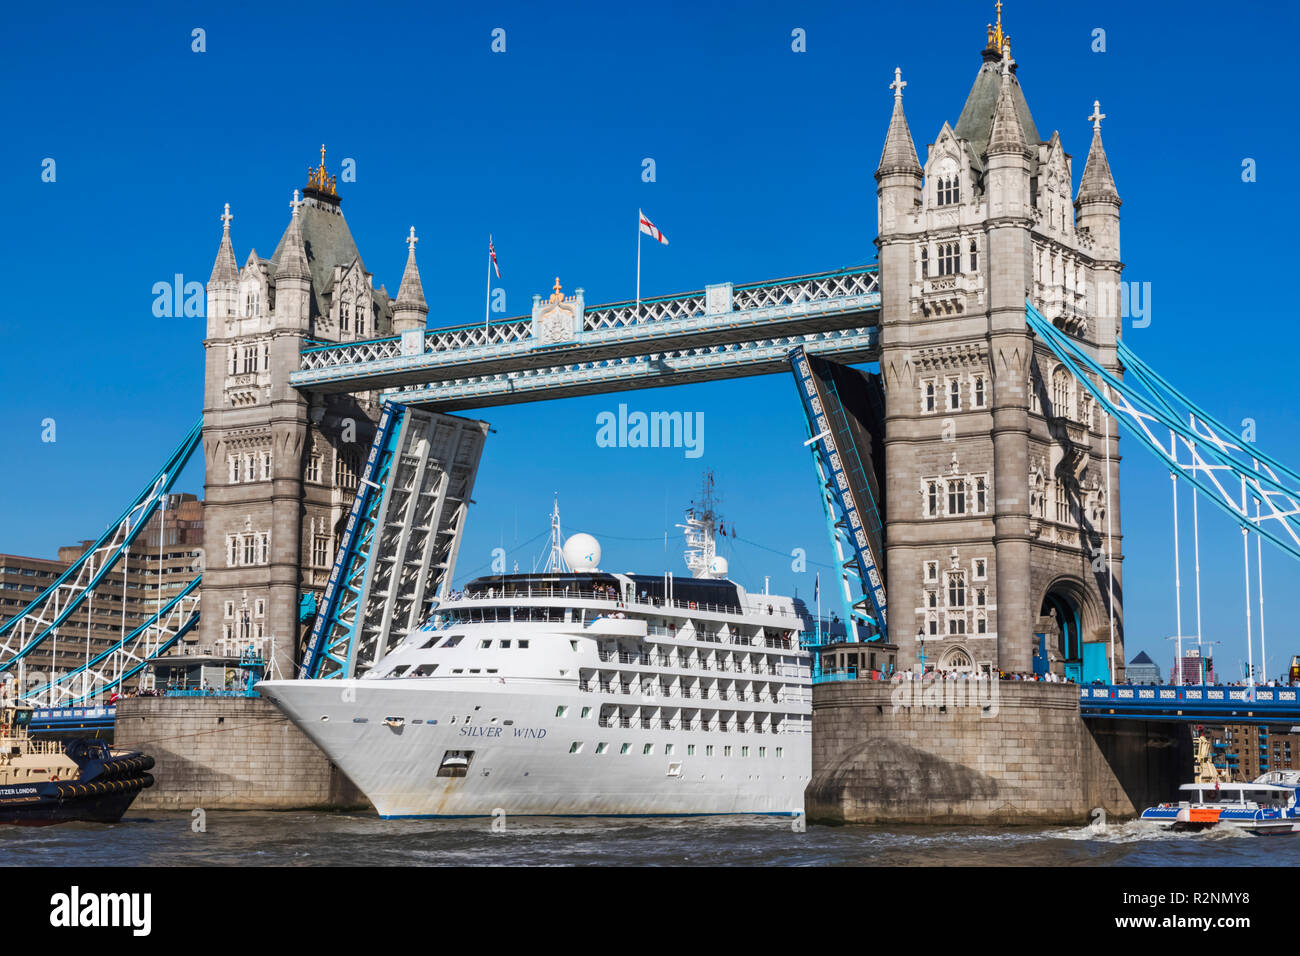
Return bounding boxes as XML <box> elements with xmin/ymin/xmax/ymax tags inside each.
<box><xmin>208</xmin><ymin>202</ymin><xmax>238</xmax><ymax>285</ymax></box>
<box><xmin>276</xmin><ymin>190</ymin><xmax>311</xmax><ymax>281</ymax></box>
<box><xmin>986</xmin><ymin>43</ymin><xmax>1031</xmax><ymax>157</ymax></box>
<box><xmin>395</xmin><ymin>226</ymin><xmax>428</xmax><ymax>311</ymax></box>
<box><xmin>1078</xmin><ymin>101</ymin><xmax>1120</xmax><ymax>204</ymax></box>
<box><xmin>876</xmin><ymin>66</ymin><xmax>922</xmax><ymax>178</ymax></box>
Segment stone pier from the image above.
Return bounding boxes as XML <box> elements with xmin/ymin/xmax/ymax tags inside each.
<box><xmin>115</xmin><ymin>697</ymin><xmax>365</xmax><ymax>811</ymax></box>
<box><xmin>807</xmin><ymin>680</ymin><xmax>1190</xmax><ymax>825</ymax></box>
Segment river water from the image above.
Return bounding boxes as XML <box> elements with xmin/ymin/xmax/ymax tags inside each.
<box><xmin>2</xmin><ymin>811</ymin><xmax>1293</xmax><ymax>866</ymax></box>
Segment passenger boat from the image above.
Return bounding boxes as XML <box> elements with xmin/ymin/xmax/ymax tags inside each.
<box><xmin>1139</xmin><ymin>773</ymin><xmax>1300</xmax><ymax>835</ymax></box>
<box><xmin>0</xmin><ymin>679</ymin><xmax>155</xmax><ymax>825</ymax></box>
<box><xmin>259</xmin><ymin>492</ymin><xmax>813</xmax><ymax>818</ymax></box>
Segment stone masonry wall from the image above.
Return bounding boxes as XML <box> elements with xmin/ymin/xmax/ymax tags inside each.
<box><xmin>116</xmin><ymin>697</ymin><xmax>365</xmax><ymax>810</ymax></box>
<box><xmin>808</xmin><ymin>680</ymin><xmax>1187</xmax><ymax>825</ymax></box>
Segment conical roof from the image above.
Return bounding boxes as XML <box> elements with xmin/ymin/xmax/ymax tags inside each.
<box><xmin>275</xmin><ymin>196</ymin><xmax>311</xmax><ymax>282</ymax></box>
<box><xmin>395</xmin><ymin>229</ymin><xmax>428</xmax><ymax>312</ymax></box>
<box><xmin>208</xmin><ymin>205</ymin><xmax>238</xmax><ymax>285</ymax></box>
<box><xmin>877</xmin><ymin>92</ymin><xmax>922</xmax><ymax>178</ymax></box>
<box><xmin>1078</xmin><ymin>126</ymin><xmax>1120</xmax><ymax>204</ymax></box>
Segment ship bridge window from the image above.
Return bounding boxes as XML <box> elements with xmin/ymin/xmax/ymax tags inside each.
<box><xmin>412</xmin><ymin>664</ymin><xmax>438</xmax><ymax>677</ymax></box>
<box><xmin>501</xmin><ymin>640</ymin><xmax>511</xmax><ymax>648</ymax></box>
<box><xmin>518</xmin><ymin>640</ymin><xmax>530</xmax><ymax>649</ymax></box>
<box><xmin>440</xmin><ymin>636</ymin><xmax>463</xmax><ymax>648</ymax></box>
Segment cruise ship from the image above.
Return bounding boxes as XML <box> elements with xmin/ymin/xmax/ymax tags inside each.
<box><xmin>259</xmin><ymin>494</ymin><xmax>812</xmax><ymax>818</ymax></box>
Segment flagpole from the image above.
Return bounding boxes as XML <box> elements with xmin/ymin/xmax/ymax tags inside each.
<box><xmin>484</xmin><ymin>234</ymin><xmax>492</xmax><ymax>333</ymax></box>
<box><xmin>635</xmin><ymin>212</ymin><xmax>642</xmax><ymax>322</ymax></box>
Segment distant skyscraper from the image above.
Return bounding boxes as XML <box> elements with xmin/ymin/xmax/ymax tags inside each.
<box><xmin>1126</xmin><ymin>650</ymin><xmax>1161</xmax><ymax>684</ymax></box>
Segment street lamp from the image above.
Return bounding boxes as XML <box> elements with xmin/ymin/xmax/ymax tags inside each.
<box><xmin>916</xmin><ymin>626</ymin><xmax>927</xmax><ymax>675</ymax></box>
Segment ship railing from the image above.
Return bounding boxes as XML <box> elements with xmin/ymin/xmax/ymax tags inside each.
<box><xmin>450</xmin><ymin>585</ymin><xmax>795</xmax><ymax>621</ymax></box>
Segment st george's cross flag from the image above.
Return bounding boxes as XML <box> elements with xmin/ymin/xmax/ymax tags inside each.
<box><xmin>638</xmin><ymin>210</ymin><xmax>668</xmax><ymax>246</ymax></box>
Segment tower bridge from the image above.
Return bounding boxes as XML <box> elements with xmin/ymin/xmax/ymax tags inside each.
<box><xmin>6</xmin><ymin>5</ymin><xmax>1300</xmax><ymax>823</ymax></box>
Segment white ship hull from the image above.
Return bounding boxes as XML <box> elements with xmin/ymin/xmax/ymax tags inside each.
<box><xmin>260</xmin><ymin>677</ymin><xmax>811</xmax><ymax>817</ymax></box>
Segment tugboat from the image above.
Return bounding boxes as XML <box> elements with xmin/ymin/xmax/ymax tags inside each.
<box><xmin>0</xmin><ymin>678</ymin><xmax>155</xmax><ymax>825</ymax></box>
<box><xmin>1139</xmin><ymin>728</ymin><xmax>1300</xmax><ymax>835</ymax></box>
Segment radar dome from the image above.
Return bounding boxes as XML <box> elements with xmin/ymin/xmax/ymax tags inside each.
<box><xmin>563</xmin><ymin>533</ymin><xmax>602</xmax><ymax>571</ymax></box>
<box><xmin>708</xmin><ymin>556</ymin><xmax>729</xmax><ymax>577</ymax></box>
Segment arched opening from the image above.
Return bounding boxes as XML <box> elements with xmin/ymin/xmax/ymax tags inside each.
<box><xmin>939</xmin><ymin>646</ymin><xmax>973</xmax><ymax>675</ymax></box>
<box><xmin>1040</xmin><ymin>588</ymin><xmax>1082</xmax><ymax>681</ymax></box>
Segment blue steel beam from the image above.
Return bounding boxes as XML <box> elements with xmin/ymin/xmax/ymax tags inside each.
<box><xmin>0</xmin><ymin>419</ymin><xmax>204</xmax><ymax>671</ymax></box>
<box><xmin>300</xmin><ymin>402</ymin><xmax>405</xmax><ymax>679</ymax></box>
<box><xmin>1080</xmin><ymin>684</ymin><xmax>1300</xmax><ymax>723</ymax></box>
<box><xmin>788</xmin><ymin>346</ymin><xmax>887</xmax><ymax>640</ymax></box>
<box><xmin>389</xmin><ymin>328</ymin><xmax>879</xmax><ymax>411</ymax></box>
<box><xmin>1027</xmin><ymin>302</ymin><xmax>1300</xmax><ymax>563</ymax></box>
<box><xmin>292</xmin><ymin>265</ymin><xmax>881</xmax><ymax>395</ymax></box>
<box><xmin>22</xmin><ymin>576</ymin><xmax>202</xmax><ymax>706</ymax></box>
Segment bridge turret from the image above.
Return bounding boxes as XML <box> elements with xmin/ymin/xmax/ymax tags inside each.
<box><xmin>393</xmin><ymin>226</ymin><xmax>429</xmax><ymax>334</ymax></box>
<box><xmin>206</xmin><ymin>203</ymin><xmax>239</xmax><ymax>338</ymax></box>
<box><xmin>875</xmin><ymin>66</ymin><xmax>923</xmax><ymax>234</ymax></box>
<box><xmin>273</xmin><ymin>190</ymin><xmax>313</xmax><ymax>331</ymax></box>
<box><xmin>1075</xmin><ymin>102</ymin><xmax>1123</xmax><ymax>371</ymax></box>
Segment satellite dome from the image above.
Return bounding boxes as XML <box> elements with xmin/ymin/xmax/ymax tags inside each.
<box><xmin>708</xmin><ymin>556</ymin><xmax>729</xmax><ymax>577</ymax></box>
<box><xmin>563</xmin><ymin>533</ymin><xmax>602</xmax><ymax>571</ymax></box>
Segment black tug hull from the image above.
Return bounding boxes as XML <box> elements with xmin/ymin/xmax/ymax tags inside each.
<box><xmin>0</xmin><ymin>745</ymin><xmax>154</xmax><ymax>826</ymax></box>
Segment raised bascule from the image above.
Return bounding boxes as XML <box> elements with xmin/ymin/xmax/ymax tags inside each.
<box><xmin>7</xmin><ymin>6</ymin><xmax>1300</xmax><ymax>820</ymax></box>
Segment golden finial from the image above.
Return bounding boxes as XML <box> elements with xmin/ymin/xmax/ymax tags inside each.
<box><xmin>985</xmin><ymin>0</ymin><xmax>1008</xmax><ymax>56</ymax></box>
<box><xmin>550</xmin><ymin>277</ymin><xmax>564</xmax><ymax>302</ymax></box>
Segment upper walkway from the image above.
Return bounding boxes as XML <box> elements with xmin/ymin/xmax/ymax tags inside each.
<box><xmin>289</xmin><ymin>265</ymin><xmax>880</xmax><ymax>409</ymax></box>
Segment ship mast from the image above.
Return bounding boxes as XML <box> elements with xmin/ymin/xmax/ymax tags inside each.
<box><xmin>543</xmin><ymin>496</ymin><xmax>571</xmax><ymax>574</ymax></box>
<box><xmin>680</xmin><ymin>471</ymin><xmax>724</xmax><ymax>579</ymax></box>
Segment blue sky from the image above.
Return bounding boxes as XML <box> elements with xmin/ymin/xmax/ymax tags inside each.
<box><xmin>1</xmin><ymin>0</ymin><xmax>1297</xmax><ymax>680</ymax></box>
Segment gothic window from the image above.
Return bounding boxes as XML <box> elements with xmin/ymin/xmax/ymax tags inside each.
<box><xmin>335</xmin><ymin>452</ymin><xmax>358</xmax><ymax>490</ymax></box>
<box><xmin>948</xmin><ymin>378</ymin><xmax>961</xmax><ymax>410</ymax></box>
<box><xmin>228</xmin><ymin>455</ymin><xmax>240</xmax><ymax>484</ymax></box>
<box><xmin>973</xmin><ymin>375</ymin><xmax>986</xmax><ymax>408</ymax></box>
<box><xmin>928</xmin><ymin>614</ymin><xmax>939</xmax><ymax>636</ymax></box>
<box><xmin>948</xmin><ymin>479</ymin><xmax>966</xmax><ymax>515</ymax></box>
<box><xmin>923</xmin><ymin>380</ymin><xmax>936</xmax><ymax>413</ymax></box>
<box><xmin>927</xmin><ymin>590</ymin><xmax>938</xmax><ymax>608</ymax></box>
<box><xmin>243</xmin><ymin>454</ymin><xmax>254</xmax><ymax>482</ymax></box>
<box><xmin>969</xmin><ymin>239</ymin><xmax>978</xmax><ymax>271</ymax></box>
<box><xmin>261</xmin><ymin>451</ymin><xmax>272</xmax><ymax>481</ymax></box>
<box><xmin>920</xmin><ymin>248</ymin><xmax>928</xmax><ymax>278</ymax></box>
<box><xmin>258</xmin><ymin>532</ymin><xmax>270</xmax><ymax>565</ymax></box>
<box><xmin>223</xmin><ymin>601</ymin><xmax>234</xmax><ymax>619</ymax></box>
<box><xmin>313</xmin><ymin>534</ymin><xmax>330</xmax><ymax>568</ymax></box>
<box><xmin>229</xmin><ymin>351</ymin><xmax>238</xmax><ymax>375</ymax></box>
<box><xmin>926</xmin><ymin>481</ymin><xmax>939</xmax><ymax>517</ymax></box>
<box><xmin>924</xmin><ymin>561</ymin><xmax>939</xmax><ymax>583</ymax></box>
<box><xmin>977</xmin><ymin>615</ymin><xmax>987</xmax><ymax>634</ymax></box>
<box><xmin>1052</xmin><ymin>367</ymin><xmax>1073</xmax><ymax>419</ymax></box>
<box><xmin>306</xmin><ymin>454</ymin><xmax>322</xmax><ymax>484</ymax></box>
<box><xmin>948</xmin><ymin>615</ymin><xmax>967</xmax><ymax>636</ymax></box>
<box><xmin>974</xmin><ymin>558</ymin><xmax>987</xmax><ymax>580</ymax></box>
<box><xmin>976</xmin><ymin>587</ymin><xmax>986</xmax><ymax>607</ymax></box>
<box><xmin>254</xmin><ymin>598</ymin><xmax>265</xmax><ymax>618</ymax></box>
<box><xmin>355</xmin><ymin>299</ymin><xmax>367</xmax><ymax>337</ymax></box>
<box><xmin>243</xmin><ymin>535</ymin><xmax>256</xmax><ymax>566</ymax></box>
<box><xmin>262</xmin><ymin>343</ymin><xmax>270</xmax><ymax>370</ymax></box>
<box><xmin>948</xmin><ymin>572</ymin><xmax>966</xmax><ymax>608</ymax></box>
<box><xmin>939</xmin><ymin>242</ymin><xmax>960</xmax><ymax>276</ymax></box>
<box><xmin>937</xmin><ymin>175</ymin><xmax>960</xmax><ymax>206</ymax></box>
<box><xmin>1030</xmin><ymin>368</ymin><xmax>1042</xmax><ymax>414</ymax></box>
<box><xmin>242</xmin><ymin>346</ymin><xmax>256</xmax><ymax>374</ymax></box>
<box><xmin>1055</xmin><ymin>483</ymin><xmax>1070</xmax><ymax>523</ymax></box>
<box><xmin>227</xmin><ymin>535</ymin><xmax>238</xmax><ymax>567</ymax></box>
<box><xmin>340</xmin><ymin>303</ymin><xmax>350</xmax><ymax>332</ymax></box>
<box><xmin>975</xmin><ymin>476</ymin><xmax>987</xmax><ymax>513</ymax></box>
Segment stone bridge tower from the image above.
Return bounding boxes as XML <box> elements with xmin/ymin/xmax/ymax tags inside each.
<box><xmin>201</xmin><ymin>149</ymin><xmax>428</xmax><ymax>678</ymax></box>
<box><xmin>875</xmin><ymin>12</ymin><xmax>1125</xmax><ymax>679</ymax></box>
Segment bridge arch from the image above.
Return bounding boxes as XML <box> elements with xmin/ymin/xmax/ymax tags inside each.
<box><xmin>1037</xmin><ymin>575</ymin><xmax>1102</xmax><ymax>679</ymax></box>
